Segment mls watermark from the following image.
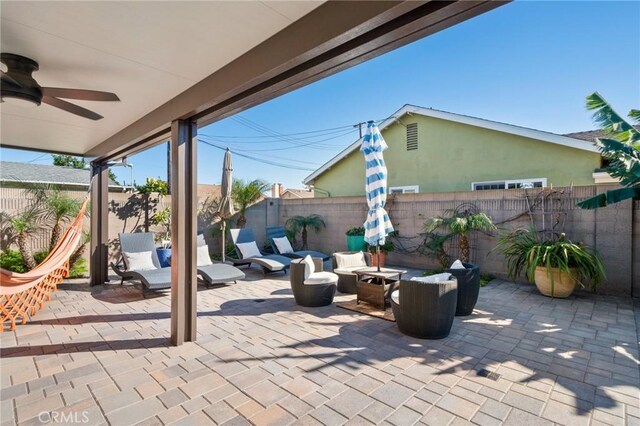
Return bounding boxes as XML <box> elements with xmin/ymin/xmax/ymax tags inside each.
<box><xmin>38</xmin><ymin>411</ymin><xmax>90</xmax><ymax>424</ymax></box>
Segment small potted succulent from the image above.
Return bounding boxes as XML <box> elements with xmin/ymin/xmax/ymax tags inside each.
<box><xmin>497</xmin><ymin>228</ymin><xmax>605</xmax><ymax>298</ymax></box>
<box><xmin>345</xmin><ymin>226</ymin><xmax>366</xmax><ymax>252</ymax></box>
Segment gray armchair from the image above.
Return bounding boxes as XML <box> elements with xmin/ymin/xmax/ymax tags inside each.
<box><xmin>331</xmin><ymin>251</ymin><xmax>372</xmax><ymax>294</ymax></box>
<box><xmin>290</xmin><ymin>258</ymin><xmax>337</xmax><ymax>307</ymax></box>
<box><xmin>391</xmin><ymin>277</ymin><xmax>458</xmax><ymax>339</ymax></box>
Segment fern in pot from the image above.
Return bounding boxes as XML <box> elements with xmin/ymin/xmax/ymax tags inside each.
<box><xmin>497</xmin><ymin>228</ymin><xmax>605</xmax><ymax>298</ymax></box>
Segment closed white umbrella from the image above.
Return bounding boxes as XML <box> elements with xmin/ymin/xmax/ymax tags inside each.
<box><xmin>361</xmin><ymin>121</ymin><xmax>394</xmax><ymax>271</ymax></box>
<box><xmin>217</xmin><ymin>148</ymin><xmax>235</xmax><ymax>263</ymax></box>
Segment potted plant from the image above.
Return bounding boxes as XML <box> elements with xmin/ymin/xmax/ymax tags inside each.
<box><xmin>497</xmin><ymin>228</ymin><xmax>605</xmax><ymax>298</ymax></box>
<box><xmin>151</xmin><ymin>207</ymin><xmax>171</xmax><ymax>267</ymax></box>
<box><xmin>345</xmin><ymin>226</ymin><xmax>366</xmax><ymax>252</ymax></box>
<box><xmin>365</xmin><ymin>232</ymin><xmax>397</xmax><ymax>267</ymax></box>
<box><xmin>425</xmin><ymin>210</ymin><xmax>496</xmax><ymax>316</ymax></box>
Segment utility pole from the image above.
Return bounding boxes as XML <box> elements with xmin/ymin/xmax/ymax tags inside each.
<box><xmin>354</xmin><ymin>121</ymin><xmax>367</xmax><ymax>138</ymax></box>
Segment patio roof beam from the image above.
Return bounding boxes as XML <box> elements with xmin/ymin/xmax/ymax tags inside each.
<box><xmin>87</xmin><ymin>0</ymin><xmax>507</xmax><ymax>162</ymax></box>
<box><xmin>89</xmin><ymin>163</ymin><xmax>109</xmax><ymax>287</ymax></box>
<box><xmin>169</xmin><ymin>119</ymin><xmax>198</xmax><ymax>345</ymax></box>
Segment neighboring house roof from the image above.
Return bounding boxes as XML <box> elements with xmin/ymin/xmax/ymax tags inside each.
<box><xmin>0</xmin><ymin>161</ymin><xmax>120</xmax><ymax>187</ymax></box>
<box><xmin>303</xmin><ymin>104</ymin><xmax>600</xmax><ymax>184</ymax></box>
<box><xmin>281</xmin><ymin>188</ymin><xmax>314</xmax><ymax>199</ymax></box>
<box><xmin>564</xmin><ymin>126</ymin><xmax>640</xmax><ymax>142</ymax></box>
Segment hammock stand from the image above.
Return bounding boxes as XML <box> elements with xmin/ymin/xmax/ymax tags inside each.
<box><xmin>1</xmin><ymin>199</ymin><xmax>88</xmax><ymax>331</ymax></box>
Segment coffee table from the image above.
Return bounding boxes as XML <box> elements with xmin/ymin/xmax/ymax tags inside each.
<box><xmin>354</xmin><ymin>268</ymin><xmax>407</xmax><ymax>309</ymax></box>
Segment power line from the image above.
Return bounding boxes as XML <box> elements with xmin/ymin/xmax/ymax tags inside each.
<box><xmin>199</xmin><ymin>129</ymin><xmax>357</xmax><ymax>152</ymax></box>
<box><xmin>200</xmin><ymin>140</ymin><xmax>316</xmax><ymax>171</ymax></box>
<box><xmin>206</xmin><ymin>124</ymin><xmax>355</xmax><ymax>139</ymax></box>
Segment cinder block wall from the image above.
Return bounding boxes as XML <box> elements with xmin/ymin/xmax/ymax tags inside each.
<box><xmin>274</xmin><ymin>185</ymin><xmax>636</xmax><ymax>297</ymax></box>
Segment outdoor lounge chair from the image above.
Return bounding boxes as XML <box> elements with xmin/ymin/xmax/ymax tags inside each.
<box><xmin>266</xmin><ymin>226</ymin><xmax>330</xmax><ymax>261</ymax></box>
<box><xmin>229</xmin><ymin>228</ymin><xmax>291</xmax><ymax>274</ymax></box>
<box><xmin>289</xmin><ymin>257</ymin><xmax>337</xmax><ymax>307</ymax></box>
<box><xmin>111</xmin><ymin>232</ymin><xmax>172</xmax><ymax>298</ymax></box>
<box><xmin>391</xmin><ymin>275</ymin><xmax>458</xmax><ymax>339</ymax></box>
<box><xmin>196</xmin><ymin>234</ymin><xmax>245</xmax><ymax>286</ymax></box>
<box><xmin>331</xmin><ymin>251</ymin><xmax>372</xmax><ymax>294</ymax></box>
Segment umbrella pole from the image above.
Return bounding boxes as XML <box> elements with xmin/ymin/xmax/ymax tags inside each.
<box><xmin>377</xmin><ymin>244</ymin><xmax>381</xmax><ymax>272</ymax></box>
<box><xmin>221</xmin><ymin>220</ymin><xmax>226</xmax><ymax>263</ymax></box>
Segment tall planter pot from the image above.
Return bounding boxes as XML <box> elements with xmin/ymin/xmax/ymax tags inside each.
<box><xmin>346</xmin><ymin>235</ymin><xmax>366</xmax><ymax>252</ymax></box>
<box><xmin>156</xmin><ymin>248</ymin><xmax>172</xmax><ymax>268</ymax></box>
<box><xmin>534</xmin><ymin>266</ymin><xmax>577</xmax><ymax>298</ymax></box>
<box><xmin>446</xmin><ymin>262</ymin><xmax>480</xmax><ymax>316</ymax></box>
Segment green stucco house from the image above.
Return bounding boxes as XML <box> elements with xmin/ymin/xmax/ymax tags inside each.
<box><xmin>303</xmin><ymin>105</ymin><xmax>610</xmax><ymax>197</ymax></box>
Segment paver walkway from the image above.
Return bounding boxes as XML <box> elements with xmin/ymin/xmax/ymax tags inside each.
<box><xmin>1</xmin><ymin>267</ymin><xmax>638</xmax><ymax>426</ymax></box>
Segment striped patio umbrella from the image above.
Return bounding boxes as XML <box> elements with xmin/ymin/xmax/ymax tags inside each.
<box><xmin>360</xmin><ymin>121</ymin><xmax>394</xmax><ymax>271</ymax></box>
<box><xmin>216</xmin><ymin>148</ymin><xmax>235</xmax><ymax>263</ymax></box>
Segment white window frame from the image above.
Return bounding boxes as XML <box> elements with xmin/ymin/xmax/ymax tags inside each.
<box><xmin>471</xmin><ymin>178</ymin><xmax>547</xmax><ymax>191</ymax></box>
<box><xmin>389</xmin><ymin>185</ymin><xmax>419</xmax><ymax>194</ymax></box>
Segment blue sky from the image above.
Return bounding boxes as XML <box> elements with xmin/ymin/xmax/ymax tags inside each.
<box><xmin>2</xmin><ymin>1</ymin><xmax>639</xmax><ymax>189</ymax></box>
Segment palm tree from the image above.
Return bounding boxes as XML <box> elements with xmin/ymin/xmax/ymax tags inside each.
<box><xmin>44</xmin><ymin>192</ymin><xmax>82</xmax><ymax>251</ymax></box>
<box><xmin>285</xmin><ymin>215</ymin><xmax>326</xmax><ymax>250</ymax></box>
<box><xmin>425</xmin><ymin>211</ymin><xmax>496</xmax><ymax>263</ymax></box>
<box><xmin>231</xmin><ymin>179</ymin><xmax>269</xmax><ymax>228</ymax></box>
<box><xmin>7</xmin><ymin>205</ymin><xmax>43</xmax><ymax>270</ymax></box>
<box><xmin>420</xmin><ymin>232</ymin><xmax>452</xmax><ymax>270</ymax></box>
<box><xmin>69</xmin><ymin>231</ymin><xmax>90</xmax><ymax>269</ymax></box>
<box><xmin>577</xmin><ymin>92</ymin><xmax>640</xmax><ymax>209</ymax></box>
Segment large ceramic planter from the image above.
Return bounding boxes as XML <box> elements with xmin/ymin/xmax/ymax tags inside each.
<box><xmin>346</xmin><ymin>235</ymin><xmax>366</xmax><ymax>252</ymax></box>
<box><xmin>156</xmin><ymin>248</ymin><xmax>172</xmax><ymax>268</ymax></box>
<box><xmin>446</xmin><ymin>262</ymin><xmax>480</xmax><ymax>316</ymax></box>
<box><xmin>534</xmin><ymin>266</ymin><xmax>576</xmax><ymax>298</ymax></box>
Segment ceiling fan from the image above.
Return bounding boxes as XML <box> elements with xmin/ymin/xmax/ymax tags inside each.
<box><xmin>0</xmin><ymin>53</ymin><xmax>119</xmax><ymax>120</ymax></box>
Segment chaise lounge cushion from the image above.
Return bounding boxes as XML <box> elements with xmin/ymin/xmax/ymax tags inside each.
<box><xmin>237</xmin><ymin>241</ymin><xmax>262</xmax><ymax>259</ymax></box>
<box><xmin>196</xmin><ymin>245</ymin><xmax>213</xmax><ymax>266</ymax></box>
<box><xmin>123</xmin><ymin>251</ymin><xmax>156</xmax><ymax>271</ymax></box>
<box><xmin>305</xmin><ymin>271</ymin><xmax>339</xmax><ymax>286</ymax></box>
<box><xmin>273</xmin><ymin>237</ymin><xmax>294</xmax><ymax>254</ymax></box>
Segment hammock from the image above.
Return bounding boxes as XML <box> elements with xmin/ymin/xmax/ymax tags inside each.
<box><xmin>1</xmin><ymin>199</ymin><xmax>88</xmax><ymax>331</ymax></box>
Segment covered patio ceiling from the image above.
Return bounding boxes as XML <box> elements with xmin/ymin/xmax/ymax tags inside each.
<box><xmin>1</xmin><ymin>1</ymin><xmax>507</xmax><ymax>161</ymax></box>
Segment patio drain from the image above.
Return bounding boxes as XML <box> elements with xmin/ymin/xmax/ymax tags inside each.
<box><xmin>254</xmin><ymin>299</ymin><xmax>266</xmax><ymax>303</ymax></box>
<box><xmin>476</xmin><ymin>369</ymin><xmax>501</xmax><ymax>381</ymax></box>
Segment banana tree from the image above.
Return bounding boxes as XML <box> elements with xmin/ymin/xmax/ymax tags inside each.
<box><xmin>577</xmin><ymin>92</ymin><xmax>640</xmax><ymax>209</ymax></box>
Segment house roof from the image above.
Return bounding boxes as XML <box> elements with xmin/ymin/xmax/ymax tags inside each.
<box><xmin>564</xmin><ymin>126</ymin><xmax>640</xmax><ymax>142</ymax></box>
<box><xmin>303</xmin><ymin>104</ymin><xmax>600</xmax><ymax>185</ymax></box>
<box><xmin>282</xmin><ymin>188</ymin><xmax>314</xmax><ymax>199</ymax></box>
<box><xmin>0</xmin><ymin>161</ymin><xmax>120</xmax><ymax>187</ymax></box>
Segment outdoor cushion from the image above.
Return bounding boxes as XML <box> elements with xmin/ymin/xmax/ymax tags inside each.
<box><xmin>123</xmin><ymin>251</ymin><xmax>156</xmax><ymax>271</ymax></box>
<box><xmin>391</xmin><ymin>289</ymin><xmax>399</xmax><ymax>305</ymax></box>
<box><xmin>273</xmin><ymin>236</ymin><xmax>294</xmax><ymax>254</ymax></box>
<box><xmin>334</xmin><ymin>266</ymin><xmax>367</xmax><ymax>274</ymax></box>
<box><xmin>411</xmin><ymin>273</ymin><xmax>452</xmax><ymax>283</ymax></box>
<box><xmin>196</xmin><ymin>245</ymin><xmax>213</xmax><ymax>267</ymax></box>
<box><xmin>237</xmin><ymin>241</ymin><xmax>262</xmax><ymax>259</ymax></box>
<box><xmin>334</xmin><ymin>252</ymin><xmax>366</xmax><ymax>269</ymax></box>
<box><xmin>304</xmin><ymin>271</ymin><xmax>339</xmax><ymax>286</ymax></box>
<box><xmin>450</xmin><ymin>259</ymin><xmax>465</xmax><ymax>269</ymax></box>
<box><xmin>302</xmin><ymin>255</ymin><xmax>315</xmax><ymax>280</ymax></box>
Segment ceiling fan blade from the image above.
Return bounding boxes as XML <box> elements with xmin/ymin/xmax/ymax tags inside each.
<box><xmin>42</xmin><ymin>95</ymin><xmax>103</xmax><ymax>120</ymax></box>
<box><xmin>42</xmin><ymin>87</ymin><xmax>119</xmax><ymax>102</ymax></box>
<box><xmin>1</xmin><ymin>71</ymin><xmax>22</xmax><ymax>88</ymax></box>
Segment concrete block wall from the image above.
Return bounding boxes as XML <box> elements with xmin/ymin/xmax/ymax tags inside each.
<box><xmin>273</xmin><ymin>185</ymin><xmax>636</xmax><ymax>297</ymax></box>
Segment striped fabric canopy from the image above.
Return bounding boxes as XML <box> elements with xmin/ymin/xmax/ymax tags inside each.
<box><xmin>360</xmin><ymin>121</ymin><xmax>394</xmax><ymax>246</ymax></box>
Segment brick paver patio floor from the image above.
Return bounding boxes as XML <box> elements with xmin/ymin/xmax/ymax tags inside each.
<box><xmin>1</xmin><ymin>266</ymin><xmax>639</xmax><ymax>425</ymax></box>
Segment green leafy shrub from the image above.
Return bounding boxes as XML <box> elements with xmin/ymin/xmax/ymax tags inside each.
<box><xmin>345</xmin><ymin>226</ymin><xmax>365</xmax><ymax>236</ymax></box>
<box><xmin>0</xmin><ymin>250</ymin><xmax>27</xmax><ymax>273</ymax></box>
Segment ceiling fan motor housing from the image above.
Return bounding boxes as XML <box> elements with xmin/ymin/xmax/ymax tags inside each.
<box><xmin>1</xmin><ymin>53</ymin><xmax>43</xmax><ymax>105</ymax></box>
